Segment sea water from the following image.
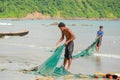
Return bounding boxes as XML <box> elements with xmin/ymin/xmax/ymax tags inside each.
<box><xmin>0</xmin><ymin>20</ymin><xmax>120</xmax><ymax>79</ymax></box>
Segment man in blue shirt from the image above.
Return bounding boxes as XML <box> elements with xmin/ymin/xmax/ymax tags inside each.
<box><xmin>96</xmin><ymin>26</ymin><xmax>104</xmax><ymax>52</ymax></box>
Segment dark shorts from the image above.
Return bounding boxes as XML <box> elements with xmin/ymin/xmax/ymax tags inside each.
<box><xmin>97</xmin><ymin>38</ymin><xmax>102</xmax><ymax>47</ymax></box>
<box><xmin>65</xmin><ymin>41</ymin><xmax>74</xmax><ymax>59</ymax></box>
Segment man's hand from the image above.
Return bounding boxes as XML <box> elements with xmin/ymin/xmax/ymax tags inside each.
<box><xmin>56</xmin><ymin>44</ymin><xmax>60</xmax><ymax>49</ymax></box>
<box><xmin>65</xmin><ymin>42</ymin><xmax>68</xmax><ymax>45</ymax></box>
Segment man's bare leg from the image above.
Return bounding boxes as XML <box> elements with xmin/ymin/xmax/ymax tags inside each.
<box><xmin>97</xmin><ymin>46</ymin><xmax>100</xmax><ymax>52</ymax></box>
<box><xmin>96</xmin><ymin>46</ymin><xmax>100</xmax><ymax>52</ymax></box>
<box><xmin>63</xmin><ymin>58</ymin><xmax>68</xmax><ymax>68</ymax></box>
<box><xmin>67</xmin><ymin>58</ymin><xmax>72</xmax><ymax>71</ymax></box>
<box><xmin>97</xmin><ymin>43</ymin><xmax>100</xmax><ymax>52</ymax></box>
<box><xmin>95</xmin><ymin>46</ymin><xmax>98</xmax><ymax>52</ymax></box>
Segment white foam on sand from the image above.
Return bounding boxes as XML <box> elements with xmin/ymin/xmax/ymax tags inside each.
<box><xmin>93</xmin><ymin>53</ymin><xmax>120</xmax><ymax>59</ymax></box>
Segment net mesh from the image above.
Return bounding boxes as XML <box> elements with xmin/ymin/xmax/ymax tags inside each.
<box><xmin>33</xmin><ymin>44</ymin><xmax>65</xmax><ymax>76</ymax></box>
<box><xmin>32</xmin><ymin>38</ymin><xmax>98</xmax><ymax>76</ymax></box>
<box><xmin>72</xmin><ymin>38</ymin><xmax>98</xmax><ymax>58</ymax></box>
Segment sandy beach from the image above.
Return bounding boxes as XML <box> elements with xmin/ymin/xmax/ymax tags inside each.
<box><xmin>0</xmin><ymin>70</ymin><xmax>112</xmax><ymax>80</ymax></box>
<box><xmin>0</xmin><ymin>20</ymin><xmax>120</xmax><ymax>80</ymax></box>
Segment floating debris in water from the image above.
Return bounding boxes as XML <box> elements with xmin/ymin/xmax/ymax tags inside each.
<box><xmin>0</xmin><ymin>68</ymin><xmax>7</xmax><ymax>71</ymax></box>
<box><xmin>81</xmin><ymin>24</ymin><xmax>92</xmax><ymax>26</ymax></box>
<box><xmin>50</xmin><ymin>22</ymin><xmax>58</xmax><ymax>26</ymax></box>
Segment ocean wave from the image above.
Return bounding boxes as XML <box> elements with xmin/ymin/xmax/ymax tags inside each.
<box><xmin>0</xmin><ymin>43</ymin><xmax>54</xmax><ymax>49</ymax></box>
<box><xmin>0</xmin><ymin>22</ymin><xmax>12</xmax><ymax>25</ymax></box>
<box><xmin>4</xmin><ymin>36</ymin><xmax>11</xmax><ymax>39</ymax></box>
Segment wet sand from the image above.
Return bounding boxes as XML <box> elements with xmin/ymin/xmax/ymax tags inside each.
<box><xmin>0</xmin><ymin>70</ymin><xmax>110</xmax><ymax>80</ymax></box>
<box><xmin>0</xmin><ymin>20</ymin><xmax>120</xmax><ymax>80</ymax></box>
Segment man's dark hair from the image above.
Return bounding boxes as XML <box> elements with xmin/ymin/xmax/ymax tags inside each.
<box><xmin>58</xmin><ymin>22</ymin><xmax>65</xmax><ymax>27</ymax></box>
<box><xmin>100</xmin><ymin>26</ymin><xmax>103</xmax><ymax>28</ymax></box>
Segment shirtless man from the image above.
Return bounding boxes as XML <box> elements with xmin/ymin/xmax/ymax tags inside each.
<box><xmin>56</xmin><ymin>22</ymin><xmax>75</xmax><ymax>71</ymax></box>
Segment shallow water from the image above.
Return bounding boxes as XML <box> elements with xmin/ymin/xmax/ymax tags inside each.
<box><xmin>0</xmin><ymin>20</ymin><xmax>120</xmax><ymax>80</ymax></box>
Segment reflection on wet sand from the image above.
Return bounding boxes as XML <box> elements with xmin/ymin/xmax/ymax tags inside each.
<box><xmin>95</xmin><ymin>56</ymin><xmax>101</xmax><ymax>71</ymax></box>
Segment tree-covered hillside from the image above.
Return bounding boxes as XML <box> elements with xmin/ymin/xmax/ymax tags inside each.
<box><xmin>0</xmin><ymin>0</ymin><xmax>120</xmax><ymax>18</ymax></box>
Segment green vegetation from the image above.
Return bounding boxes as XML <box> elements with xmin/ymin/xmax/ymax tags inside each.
<box><xmin>0</xmin><ymin>0</ymin><xmax>120</xmax><ymax>18</ymax></box>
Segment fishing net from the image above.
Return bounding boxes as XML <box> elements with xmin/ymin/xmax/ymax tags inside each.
<box><xmin>72</xmin><ymin>38</ymin><xmax>98</xmax><ymax>58</ymax></box>
<box><xmin>33</xmin><ymin>44</ymin><xmax>65</xmax><ymax>76</ymax></box>
<box><xmin>32</xmin><ymin>38</ymin><xmax>99</xmax><ymax>76</ymax></box>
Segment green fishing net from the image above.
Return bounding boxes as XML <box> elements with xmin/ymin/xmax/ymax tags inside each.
<box><xmin>32</xmin><ymin>38</ymin><xmax>98</xmax><ymax>76</ymax></box>
<box><xmin>72</xmin><ymin>38</ymin><xmax>98</xmax><ymax>58</ymax></box>
<box><xmin>33</xmin><ymin>44</ymin><xmax>65</xmax><ymax>76</ymax></box>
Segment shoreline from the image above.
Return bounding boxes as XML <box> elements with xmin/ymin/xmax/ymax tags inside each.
<box><xmin>0</xmin><ymin>17</ymin><xmax>120</xmax><ymax>21</ymax></box>
<box><xmin>0</xmin><ymin>12</ymin><xmax>119</xmax><ymax>21</ymax></box>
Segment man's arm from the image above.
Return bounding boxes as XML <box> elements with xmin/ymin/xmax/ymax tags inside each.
<box><xmin>56</xmin><ymin>31</ymin><xmax>64</xmax><ymax>47</ymax></box>
<box><xmin>96</xmin><ymin>31</ymin><xmax>99</xmax><ymax>38</ymax></box>
<box><xmin>65</xmin><ymin>29</ymin><xmax>75</xmax><ymax>45</ymax></box>
<box><xmin>97</xmin><ymin>31</ymin><xmax>104</xmax><ymax>38</ymax></box>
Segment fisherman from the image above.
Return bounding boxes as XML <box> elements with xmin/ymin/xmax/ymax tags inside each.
<box><xmin>56</xmin><ymin>22</ymin><xmax>75</xmax><ymax>71</ymax></box>
<box><xmin>96</xmin><ymin>26</ymin><xmax>104</xmax><ymax>52</ymax></box>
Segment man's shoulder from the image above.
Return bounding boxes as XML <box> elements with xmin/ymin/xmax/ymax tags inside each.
<box><xmin>64</xmin><ymin>27</ymin><xmax>69</xmax><ymax>31</ymax></box>
<box><xmin>97</xmin><ymin>30</ymin><xmax>104</xmax><ymax>33</ymax></box>
<box><xmin>97</xmin><ymin>31</ymin><xmax>99</xmax><ymax>33</ymax></box>
<box><xmin>102</xmin><ymin>31</ymin><xmax>104</xmax><ymax>34</ymax></box>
